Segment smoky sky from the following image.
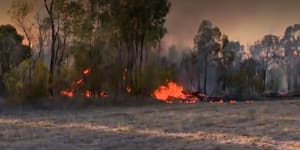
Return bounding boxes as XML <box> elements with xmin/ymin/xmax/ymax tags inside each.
<box><xmin>164</xmin><ymin>0</ymin><xmax>300</xmax><ymax>48</ymax></box>
<box><xmin>1</xmin><ymin>0</ymin><xmax>300</xmax><ymax>48</ymax></box>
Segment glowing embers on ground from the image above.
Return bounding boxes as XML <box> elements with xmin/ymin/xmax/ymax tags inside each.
<box><xmin>61</xmin><ymin>68</ymin><xmax>108</xmax><ymax>98</ymax></box>
<box><xmin>153</xmin><ymin>81</ymin><xmax>199</xmax><ymax>104</ymax></box>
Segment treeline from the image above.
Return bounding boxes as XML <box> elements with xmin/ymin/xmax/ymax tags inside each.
<box><xmin>1</xmin><ymin>0</ymin><xmax>300</xmax><ymax>105</ymax></box>
<box><xmin>0</xmin><ymin>0</ymin><xmax>174</xmax><ymax>104</ymax></box>
<box><xmin>175</xmin><ymin>21</ymin><xmax>300</xmax><ymax>99</ymax></box>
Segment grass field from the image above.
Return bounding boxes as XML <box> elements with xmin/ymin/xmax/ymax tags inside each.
<box><xmin>0</xmin><ymin>100</ymin><xmax>299</xmax><ymax>150</ymax></box>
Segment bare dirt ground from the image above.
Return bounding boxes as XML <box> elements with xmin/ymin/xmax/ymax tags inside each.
<box><xmin>0</xmin><ymin>100</ymin><xmax>299</xmax><ymax>150</ymax></box>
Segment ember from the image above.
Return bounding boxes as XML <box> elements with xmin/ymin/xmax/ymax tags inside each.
<box><xmin>85</xmin><ymin>90</ymin><xmax>92</xmax><ymax>98</ymax></box>
<box><xmin>76</xmin><ymin>79</ymin><xmax>83</xmax><ymax>85</ymax></box>
<box><xmin>99</xmin><ymin>91</ymin><xmax>108</xmax><ymax>97</ymax></box>
<box><xmin>61</xmin><ymin>90</ymin><xmax>73</xmax><ymax>97</ymax></box>
<box><xmin>83</xmin><ymin>68</ymin><xmax>91</xmax><ymax>75</ymax></box>
<box><xmin>127</xmin><ymin>86</ymin><xmax>131</xmax><ymax>93</ymax></box>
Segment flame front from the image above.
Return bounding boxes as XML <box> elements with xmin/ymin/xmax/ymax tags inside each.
<box><xmin>153</xmin><ymin>81</ymin><xmax>196</xmax><ymax>103</ymax></box>
<box><xmin>153</xmin><ymin>81</ymin><xmax>186</xmax><ymax>101</ymax></box>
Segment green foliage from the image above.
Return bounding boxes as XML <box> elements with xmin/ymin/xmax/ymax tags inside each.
<box><xmin>3</xmin><ymin>67</ymin><xmax>22</xmax><ymax>97</ymax></box>
<box><xmin>26</xmin><ymin>60</ymin><xmax>48</xmax><ymax>100</ymax></box>
<box><xmin>3</xmin><ymin>59</ymin><xmax>48</xmax><ymax>105</ymax></box>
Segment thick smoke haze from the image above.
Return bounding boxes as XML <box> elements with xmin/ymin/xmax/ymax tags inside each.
<box><xmin>163</xmin><ymin>0</ymin><xmax>300</xmax><ymax>48</ymax></box>
<box><xmin>1</xmin><ymin>0</ymin><xmax>300</xmax><ymax>48</ymax></box>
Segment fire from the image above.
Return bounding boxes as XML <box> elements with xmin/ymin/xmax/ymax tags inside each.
<box><xmin>76</xmin><ymin>79</ymin><xmax>83</xmax><ymax>85</ymax></box>
<box><xmin>83</xmin><ymin>68</ymin><xmax>91</xmax><ymax>75</ymax></box>
<box><xmin>61</xmin><ymin>68</ymin><xmax>109</xmax><ymax>98</ymax></box>
<box><xmin>127</xmin><ymin>86</ymin><xmax>131</xmax><ymax>93</ymax></box>
<box><xmin>152</xmin><ymin>81</ymin><xmax>200</xmax><ymax>104</ymax></box>
<box><xmin>85</xmin><ymin>90</ymin><xmax>92</xmax><ymax>98</ymax></box>
<box><xmin>61</xmin><ymin>90</ymin><xmax>73</xmax><ymax>97</ymax></box>
<box><xmin>153</xmin><ymin>81</ymin><xmax>187</xmax><ymax>101</ymax></box>
<box><xmin>99</xmin><ymin>91</ymin><xmax>108</xmax><ymax>97</ymax></box>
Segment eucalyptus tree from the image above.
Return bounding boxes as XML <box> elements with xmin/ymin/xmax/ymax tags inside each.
<box><xmin>194</xmin><ymin>20</ymin><xmax>223</xmax><ymax>94</ymax></box>
<box><xmin>281</xmin><ymin>24</ymin><xmax>300</xmax><ymax>91</ymax></box>
<box><xmin>109</xmin><ymin>0</ymin><xmax>171</xmax><ymax>92</ymax></box>
<box><xmin>261</xmin><ymin>35</ymin><xmax>280</xmax><ymax>91</ymax></box>
<box><xmin>9</xmin><ymin>0</ymin><xmax>33</xmax><ymax>47</ymax></box>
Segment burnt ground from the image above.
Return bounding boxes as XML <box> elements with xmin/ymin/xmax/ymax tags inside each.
<box><xmin>0</xmin><ymin>99</ymin><xmax>299</xmax><ymax>150</ymax></box>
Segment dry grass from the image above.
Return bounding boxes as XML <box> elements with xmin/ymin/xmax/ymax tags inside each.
<box><xmin>0</xmin><ymin>100</ymin><xmax>299</xmax><ymax>150</ymax></box>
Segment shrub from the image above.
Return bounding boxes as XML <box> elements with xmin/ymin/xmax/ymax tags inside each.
<box><xmin>3</xmin><ymin>59</ymin><xmax>49</xmax><ymax>105</ymax></box>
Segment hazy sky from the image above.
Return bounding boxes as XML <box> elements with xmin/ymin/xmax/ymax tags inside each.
<box><xmin>1</xmin><ymin>0</ymin><xmax>300</xmax><ymax>48</ymax></box>
<box><xmin>164</xmin><ymin>0</ymin><xmax>300</xmax><ymax>48</ymax></box>
<box><xmin>0</xmin><ymin>1</ymin><xmax>12</xmax><ymax>25</ymax></box>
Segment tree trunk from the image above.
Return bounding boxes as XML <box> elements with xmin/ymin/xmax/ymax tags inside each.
<box><xmin>139</xmin><ymin>33</ymin><xmax>144</xmax><ymax>71</ymax></box>
<box><xmin>44</xmin><ymin>0</ymin><xmax>56</xmax><ymax>96</ymax></box>
<box><xmin>203</xmin><ymin>54</ymin><xmax>208</xmax><ymax>95</ymax></box>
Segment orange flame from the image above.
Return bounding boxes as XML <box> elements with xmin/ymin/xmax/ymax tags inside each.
<box><xmin>153</xmin><ymin>81</ymin><xmax>187</xmax><ymax>102</ymax></box>
<box><xmin>61</xmin><ymin>90</ymin><xmax>73</xmax><ymax>97</ymax></box>
<box><xmin>99</xmin><ymin>91</ymin><xmax>108</xmax><ymax>97</ymax></box>
<box><xmin>76</xmin><ymin>79</ymin><xmax>83</xmax><ymax>85</ymax></box>
<box><xmin>83</xmin><ymin>68</ymin><xmax>91</xmax><ymax>75</ymax></box>
<box><xmin>127</xmin><ymin>86</ymin><xmax>131</xmax><ymax>93</ymax></box>
<box><xmin>61</xmin><ymin>68</ymin><xmax>109</xmax><ymax>98</ymax></box>
<box><xmin>85</xmin><ymin>90</ymin><xmax>92</xmax><ymax>98</ymax></box>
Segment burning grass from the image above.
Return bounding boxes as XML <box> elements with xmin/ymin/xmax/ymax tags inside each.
<box><xmin>0</xmin><ymin>100</ymin><xmax>299</xmax><ymax>149</ymax></box>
